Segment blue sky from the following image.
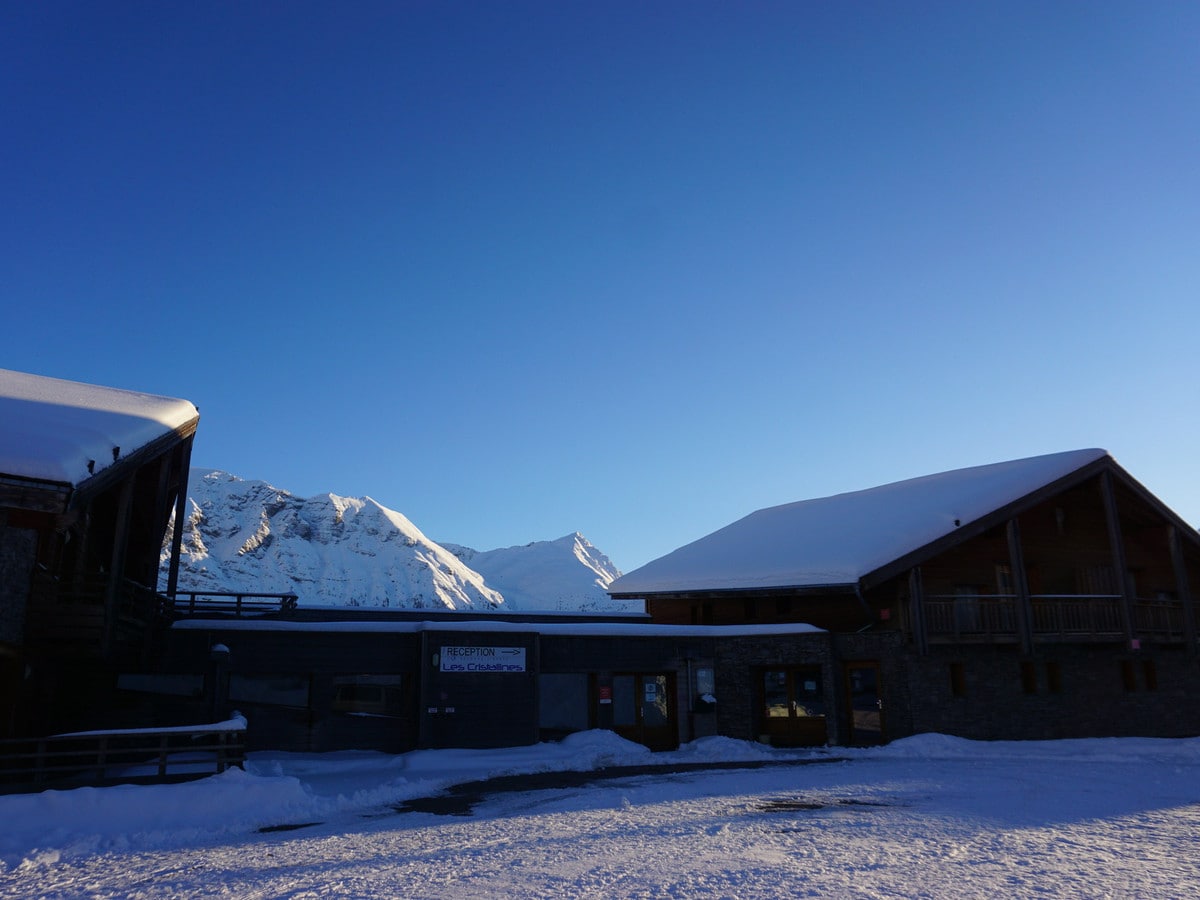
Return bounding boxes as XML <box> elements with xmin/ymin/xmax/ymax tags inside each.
<box><xmin>3</xmin><ymin>2</ymin><xmax>1198</xmax><ymax>572</ymax></box>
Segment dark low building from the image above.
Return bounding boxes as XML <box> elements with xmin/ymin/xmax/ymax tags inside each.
<box><xmin>147</xmin><ymin>613</ymin><xmax>824</xmax><ymax>753</ymax></box>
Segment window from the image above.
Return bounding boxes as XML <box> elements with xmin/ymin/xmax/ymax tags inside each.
<box><xmin>949</xmin><ymin>662</ymin><xmax>966</xmax><ymax>698</ymax></box>
<box><xmin>1045</xmin><ymin>662</ymin><xmax>1062</xmax><ymax>694</ymax></box>
<box><xmin>694</xmin><ymin>667</ymin><xmax>716</xmax><ymax>710</ymax></box>
<box><xmin>1120</xmin><ymin>661</ymin><xmax>1137</xmax><ymax>692</ymax></box>
<box><xmin>1020</xmin><ymin>661</ymin><xmax>1037</xmax><ymax>694</ymax></box>
<box><xmin>538</xmin><ymin>673</ymin><xmax>589</xmax><ymax>733</ymax></box>
<box><xmin>762</xmin><ymin>669</ymin><xmax>825</xmax><ymax>718</ymax></box>
<box><xmin>332</xmin><ymin>675</ymin><xmax>406</xmax><ymax>717</ymax></box>
<box><xmin>994</xmin><ymin>565</ymin><xmax>1014</xmax><ymax>596</ymax></box>
<box><xmin>117</xmin><ymin>673</ymin><xmax>203</xmax><ymax>698</ymax></box>
<box><xmin>229</xmin><ymin>674</ymin><xmax>310</xmax><ymax>708</ymax></box>
<box><xmin>1143</xmin><ymin>660</ymin><xmax>1158</xmax><ymax>691</ymax></box>
<box><xmin>954</xmin><ymin>586</ymin><xmax>982</xmax><ymax>632</ymax></box>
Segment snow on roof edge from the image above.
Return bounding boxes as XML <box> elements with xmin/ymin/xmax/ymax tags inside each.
<box><xmin>0</xmin><ymin>368</ymin><xmax>199</xmax><ymax>487</ymax></box>
<box><xmin>170</xmin><ymin>618</ymin><xmax>825</xmax><ymax>636</ymax></box>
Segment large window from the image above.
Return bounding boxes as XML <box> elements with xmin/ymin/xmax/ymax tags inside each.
<box><xmin>332</xmin><ymin>675</ymin><xmax>406</xmax><ymax>717</ymax></box>
<box><xmin>229</xmin><ymin>674</ymin><xmax>310</xmax><ymax>708</ymax></box>
<box><xmin>538</xmin><ymin>673</ymin><xmax>589</xmax><ymax>734</ymax></box>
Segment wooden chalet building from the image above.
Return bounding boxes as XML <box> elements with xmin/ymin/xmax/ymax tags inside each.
<box><xmin>0</xmin><ymin>369</ymin><xmax>199</xmax><ymax>738</ymax></box>
<box><xmin>608</xmin><ymin>449</ymin><xmax>1200</xmax><ymax>746</ymax></box>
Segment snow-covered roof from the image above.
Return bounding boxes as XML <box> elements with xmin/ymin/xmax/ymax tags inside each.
<box><xmin>610</xmin><ymin>449</ymin><xmax>1110</xmax><ymax>595</ymax></box>
<box><xmin>0</xmin><ymin>369</ymin><xmax>199</xmax><ymax>487</ymax></box>
<box><xmin>171</xmin><ymin>618</ymin><xmax>823</xmax><ymax>637</ymax></box>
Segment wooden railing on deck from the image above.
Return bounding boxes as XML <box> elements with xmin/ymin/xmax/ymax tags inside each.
<box><xmin>923</xmin><ymin>594</ymin><xmax>1186</xmax><ymax>643</ymax></box>
<box><xmin>168</xmin><ymin>591</ymin><xmax>299</xmax><ymax>617</ymax></box>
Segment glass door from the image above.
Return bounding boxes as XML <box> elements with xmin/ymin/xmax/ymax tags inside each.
<box><xmin>610</xmin><ymin>673</ymin><xmax>677</xmax><ymax>751</ymax></box>
<box><xmin>844</xmin><ymin>661</ymin><xmax>884</xmax><ymax>745</ymax></box>
<box><xmin>759</xmin><ymin>668</ymin><xmax>827</xmax><ymax>747</ymax></box>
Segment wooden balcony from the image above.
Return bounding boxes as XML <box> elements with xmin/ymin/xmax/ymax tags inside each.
<box><xmin>922</xmin><ymin>594</ymin><xmax>1187</xmax><ymax>644</ymax></box>
<box><xmin>923</xmin><ymin>594</ymin><xmax>1018</xmax><ymax>642</ymax></box>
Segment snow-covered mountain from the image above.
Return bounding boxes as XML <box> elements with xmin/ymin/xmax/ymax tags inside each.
<box><xmin>443</xmin><ymin>533</ymin><xmax>622</xmax><ymax>612</ymax></box>
<box><xmin>160</xmin><ymin>470</ymin><xmax>630</xmax><ymax>613</ymax></box>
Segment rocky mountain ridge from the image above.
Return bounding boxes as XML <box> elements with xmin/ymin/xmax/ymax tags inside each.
<box><xmin>160</xmin><ymin>470</ymin><xmax>631</xmax><ymax>613</ymax></box>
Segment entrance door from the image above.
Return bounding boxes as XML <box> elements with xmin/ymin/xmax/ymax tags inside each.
<box><xmin>611</xmin><ymin>673</ymin><xmax>677</xmax><ymax>751</ymax></box>
<box><xmin>844</xmin><ymin>662</ymin><xmax>884</xmax><ymax>745</ymax></box>
<box><xmin>759</xmin><ymin>668</ymin><xmax>827</xmax><ymax>747</ymax></box>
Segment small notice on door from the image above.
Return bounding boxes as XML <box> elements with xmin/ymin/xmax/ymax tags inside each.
<box><xmin>440</xmin><ymin>646</ymin><xmax>527</xmax><ymax>673</ymax></box>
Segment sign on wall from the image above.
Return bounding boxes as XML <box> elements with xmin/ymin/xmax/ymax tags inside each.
<box><xmin>439</xmin><ymin>646</ymin><xmax>527</xmax><ymax>673</ymax></box>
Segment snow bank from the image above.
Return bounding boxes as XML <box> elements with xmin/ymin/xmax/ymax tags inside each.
<box><xmin>5</xmin><ymin>730</ymin><xmax>1198</xmax><ymax>872</ymax></box>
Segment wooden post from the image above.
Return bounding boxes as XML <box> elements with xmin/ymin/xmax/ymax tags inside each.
<box><xmin>102</xmin><ymin>477</ymin><xmax>135</xmax><ymax>657</ymax></box>
<box><xmin>1006</xmin><ymin>518</ymin><xmax>1035</xmax><ymax>655</ymax></box>
<box><xmin>1168</xmin><ymin>526</ymin><xmax>1197</xmax><ymax>656</ymax></box>
<box><xmin>165</xmin><ymin>436</ymin><xmax>193</xmax><ymax>599</ymax></box>
<box><xmin>908</xmin><ymin>567</ymin><xmax>928</xmax><ymax>655</ymax></box>
<box><xmin>1099</xmin><ymin>471</ymin><xmax>1136</xmax><ymax>646</ymax></box>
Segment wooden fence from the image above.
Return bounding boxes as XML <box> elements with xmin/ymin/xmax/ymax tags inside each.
<box><xmin>0</xmin><ymin>722</ymin><xmax>246</xmax><ymax>794</ymax></box>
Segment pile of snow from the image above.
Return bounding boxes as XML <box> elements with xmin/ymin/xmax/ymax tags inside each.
<box><xmin>0</xmin><ymin>730</ymin><xmax>768</xmax><ymax>866</ymax></box>
<box><xmin>162</xmin><ymin>470</ymin><xmax>627</xmax><ymax>612</ymax></box>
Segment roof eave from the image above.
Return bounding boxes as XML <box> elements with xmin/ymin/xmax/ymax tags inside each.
<box><xmin>69</xmin><ymin>415</ymin><xmax>199</xmax><ymax>508</ymax></box>
<box><xmin>608</xmin><ymin>582</ymin><xmax>859</xmax><ymax>601</ymax></box>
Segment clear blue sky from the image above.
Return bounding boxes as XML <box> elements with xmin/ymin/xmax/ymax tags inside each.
<box><xmin>4</xmin><ymin>2</ymin><xmax>1198</xmax><ymax>572</ymax></box>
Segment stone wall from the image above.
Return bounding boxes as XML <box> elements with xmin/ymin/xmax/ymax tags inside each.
<box><xmin>904</xmin><ymin>643</ymin><xmax>1200</xmax><ymax>740</ymax></box>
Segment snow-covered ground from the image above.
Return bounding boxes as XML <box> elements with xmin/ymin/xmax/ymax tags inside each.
<box><xmin>2</xmin><ymin>732</ymin><xmax>1199</xmax><ymax>898</ymax></box>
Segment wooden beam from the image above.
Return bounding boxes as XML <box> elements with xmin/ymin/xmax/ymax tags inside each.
<box><xmin>908</xmin><ymin>567</ymin><xmax>928</xmax><ymax>656</ymax></box>
<box><xmin>1099</xmin><ymin>470</ymin><xmax>1136</xmax><ymax>646</ymax></box>
<box><xmin>1006</xmin><ymin>518</ymin><xmax>1034</xmax><ymax>655</ymax></box>
<box><xmin>165</xmin><ymin>436</ymin><xmax>193</xmax><ymax>599</ymax></box>
<box><xmin>1168</xmin><ymin>525</ymin><xmax>1197</xmax><ymax>656</ymax></box>
<box><xmin>102</xmin><ymin>477</ymin><xmax>135</xmax><ymax>657</ymax></box>
<box><xmin>0</xmin><ymin>477</ymin><xmax>71</xmax><ymax>514</ymax></box>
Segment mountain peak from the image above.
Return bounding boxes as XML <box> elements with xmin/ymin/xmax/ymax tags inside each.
<box><xmin>162</xmin><ymin>469</ymin><xmax>634</xmax><ymax>613</ymax></box>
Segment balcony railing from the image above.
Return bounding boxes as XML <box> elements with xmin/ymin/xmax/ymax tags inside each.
<box><xmin>167</xmin><ymin>591</ymin><xmax>299</xmax><ymax>618</ymax></box>
<box><xmin>1029</xmin><ymin>595</ymin><xmax>1124</xmax><ymax>638</ymax></box>
<box><xmin>924</xmin><ymin>594</ymin><xmax>1018</xmax><ymax>640</ymax></box>
<box><xmin>1134</xmin><ymin>597</ymin><xmax>1187</xmax><ymax>640</ymax></box>
<box><xmin>923</xmin><ymin>594</ymin><xmax>1187</xmax><ymax>643</ymax></box>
